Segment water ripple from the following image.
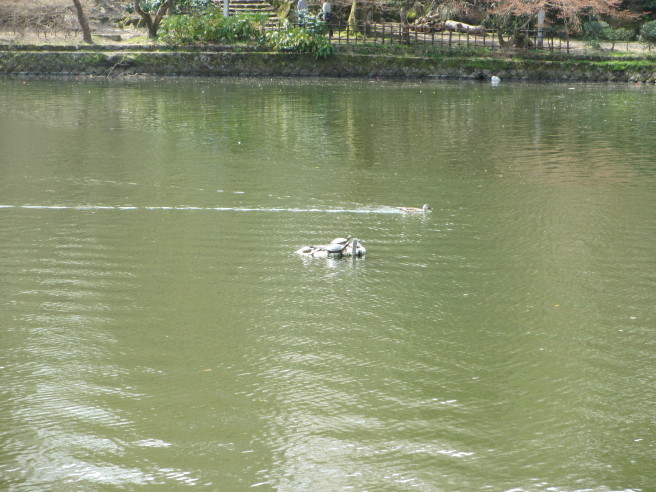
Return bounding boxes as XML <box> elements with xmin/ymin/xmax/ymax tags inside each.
<box><xmin>1</xmin><ymin>204</ymin><xmax>404</xmax><ymax>214</ymax></box>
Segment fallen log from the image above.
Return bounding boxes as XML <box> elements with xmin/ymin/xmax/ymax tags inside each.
<box><xmin>444</xmin><ymin>20</ymin><xmax>485</xmax><ymax>35</ymax></box>
<box><xmin>411</xmin><ymin>14</ymin><xmax>442</xmax><ymax>32</ymax></box>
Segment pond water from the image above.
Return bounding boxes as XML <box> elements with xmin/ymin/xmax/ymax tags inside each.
<box><xmin>1</xmin><ymin>76</ymin><xmax>655</xmax><ymax>491</ymax></box>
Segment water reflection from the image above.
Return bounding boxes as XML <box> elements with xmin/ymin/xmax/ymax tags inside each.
<box><xmin>1</xmin><ymin>78</ymin><xmax>655</xmax><ymax>490</ymax></box>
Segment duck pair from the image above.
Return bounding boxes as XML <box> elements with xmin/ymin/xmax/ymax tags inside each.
<box><xmin>296</xmin><ymin>235</ymin><xmax>366</xmax><ymax>258</ymax></box>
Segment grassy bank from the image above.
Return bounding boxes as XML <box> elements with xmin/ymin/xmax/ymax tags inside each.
<box><xmin>2</xmin><ymin>31</ymin><xmax>656</xmax><ymax>82</ymax></box>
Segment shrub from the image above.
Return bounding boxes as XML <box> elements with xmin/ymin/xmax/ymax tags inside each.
<box><xmin>158</xmin><ymin>13</ymin><xmax>204</xmax><ymax>44</ymax></box>
<box><xmin>639</xmin><ymin>21</ymin><xmax>656</xmax><ymax>50</ymax></box>
<box><xmin>125</xmin><ymin>0</ymin><xmax>214</xmax><ymax>15</ymax></box>
<box><xmin>159</xmin><ymin>8</ymin><xmax>267</xmax><ymax>44</ymax></box>
<box><xmin>583</xmin><ymin>20</ymin><xmax>610</xmax><ymax>48</ymax></box>
<box><xmin>159</xmin><ymin>8</ymin><xmax>335</xmax><ymax>59</ymax></box>
<box><xmin>582</xmin><ymin>21</ymin><xmax>635</xmax><ymax>51</ymax></box>
<box><xmin>606</xmin><ymin>27</ymin><xmax>633</xmax><ymax>51</ymax></box>
<box><xmin>218</xmin><ymin>13</ymin><xmax>268</xmax><ymax>42</ymax></box>
<box><xmin>297</xmin><ymin>13</ymin><xmax>328</xmax><ymax>36</ymax></box>
<box><xmin>263</xmin><ymin>22</ymin><xmax>335</xmax><ymax>59</ymax></box>
<box><xmin>583</xmin><ymin>21</ymin><xmax>610</xmax><ymax>39</ymax></box>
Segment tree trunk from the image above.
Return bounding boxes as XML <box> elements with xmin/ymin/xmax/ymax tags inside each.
<box><xmin>152</xmin><ymin>0</ymin><xmax>174</xmax><ymax>36</ymax></box>
<box><xmin>497</xmin><ymin>15</ymin><xmax>533</xmax><ymax>49</ymax></box>
<box><xmin>348</xmin><ymin>0</ymin><xmax>358</xmax><ymax>35</ymax></box>
<box><xmin>134</xmin><ymin>0</ymin><xmax>154</xmax><ymax>35</ymax></box>
<box><xmin>496</xmin><ymin>29</ymin><xmax>513</xmax><ymax>48</ymax></box>
<box><xmin>134</xmin><ymin>0</ymin><xmax>174</xmax><ymax>38</ymax></box>
<box><xmin>536</xmin><ymin>9</ymin><xmax>545</xmax><ymax>48</ymax></box>
<box><xmin>72</xmin><ymin>0</ymin><xmax>93</xmax><ymax>43</ymax></box>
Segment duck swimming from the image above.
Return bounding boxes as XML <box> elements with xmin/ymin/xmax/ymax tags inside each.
<box><xmin>396</xmin><ymin>204</ymin><xmax>432</xmax><ymax>213</ymax></box>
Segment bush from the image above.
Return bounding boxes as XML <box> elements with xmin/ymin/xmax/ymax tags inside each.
<box><xmin>582</xmin><ymin>21</ymin><xmax>634</xmax><ymax>50</ymax></box>
<box><xmin>159</xmin><ymin>8</ymin><xmax>267</xmax><ymax>44</ymax></box>
<box><xmin>639</xmin><ymin>21</ymin><xmax>656</xmax><ymax>50</ymax></box>
<box><xmin>125</xmin><ymin>0</ymin><xmax>214</xmax><ymax>15</ymax></box>
<box><xmin>218</xmin><ymin>13</ymin><xmax>268</xmax><ymax>42</ymax></box>
<box><xmin>297</xmin><ymin>13</ymin><xmax>328</xmax><ymax>36</ymax></box>
<box><xmin>158</xmin><ymin>13</ymin><xmax>204</xmax><ymax>44</ymax></box>
<box><xmin>159</xmin><ymin>8</ymin><xmax>335</xmax><ymax>59</ymax></box>
<box><xmin>263</xmin><ymin>21</ymin><xmax>335</xmax><ymax>59</ymax></box>
<box><xmin>583</xmin><ymin>20</ymin><xmax>610</xmax><ymax>48</ymax></box>
<box><xmin>606</xmin><ymin>27</ymin><xmax>633</xmax><ymax>50</ymax></box>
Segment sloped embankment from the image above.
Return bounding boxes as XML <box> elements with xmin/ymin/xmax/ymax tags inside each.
<box><xmin>1</xmin><ymin>45</ymin><xmax>655</xmax><ymax>82</ymax></box>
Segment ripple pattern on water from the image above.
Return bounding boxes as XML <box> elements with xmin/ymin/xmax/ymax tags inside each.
<box><xmin>2</xmin><ymin>79</ymin><xmax>656</xmax><ymax>491</ymax></box>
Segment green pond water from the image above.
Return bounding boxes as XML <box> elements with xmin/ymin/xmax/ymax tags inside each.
<box><xmin>0</xmin><ymin>77</ymin><xmax>655</xmax><ymax>491</ymax></box>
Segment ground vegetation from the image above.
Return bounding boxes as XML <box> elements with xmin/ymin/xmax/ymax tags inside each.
<box><xmin>1</xmin><ymin>0</ymin><xmax>656</xmax><ymax>55</ymax></box>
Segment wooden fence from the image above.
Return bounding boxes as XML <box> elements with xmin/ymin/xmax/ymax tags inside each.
<box><xmin>280</xmin><ymin>21</ymin><xmax>573</xmax><ymax>53</ymax></box>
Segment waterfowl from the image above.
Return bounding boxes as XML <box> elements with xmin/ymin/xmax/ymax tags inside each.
<box><xmin>396</xmin><ymin>204</ymin><xmax>432</xmax><ymax>213</ymax></box>
<box><xmin>491</xmin><ymin>75</ymin><xmax>501</xmax><ymax>85</ymax></box>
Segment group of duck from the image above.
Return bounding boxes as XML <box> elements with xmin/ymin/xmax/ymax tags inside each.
<box><xmin>295</xmin><ymin>204</ymin><xmax>432</xmax><ymax>259</ymax></box>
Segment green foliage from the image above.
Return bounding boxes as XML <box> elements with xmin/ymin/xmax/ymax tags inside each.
<box><xmin>158</xmin><ymin>8</ymin><xmax>334</xmax><ymax>58</ymax></box>
<box><xmin>583</xmin><ymin>21</ymin><xmax>610</xmax><ymax>41</ymax></box>
<box><xmin>583</xmin><ymin>21</ymin><xmax>634</xmax><ymax>50</ymax></box>
<box><xmin>125</xmin><ymin>0</ymin><xmax>214</xmax><ymax>15</ymax></box>
<box><xmin>606</xmin><ymin>27</ymin><xmax>633</xmax><ymax>50</ymax></box>
<box><xmin>159</xmin><ymin>8</ymin><xmax>267</xmax><ymax>44</ymax></box>
<box><xmin>158</xmin><ymin>14</ymin><xmax>203</xmax><ymax>43</ymax></box>
<box><xmin>263</xmin><ymin>21</ymin><xmax>335</xmax><ymax>59</ymax></box>
<box><xmin>639</xmin><ymin>21</ymin><xmax>656</xmax><ymax>49</ymax></box>
<box><xmin>622</xmin><ymin>0</ymin><xmax>656</xmax><ymax>14</ymax></box>
<box><xmin>215</xmin><ymin>12</ymin><xmax>268</xmax><ymax>42</ymax></box>
<box><xmin>178</xmin><ymin>0</ymin><xmax>215</xmax><ymax>12</ymax></box>
<box><xmin>297</xmin><ymin>13</ymin><xmax>328</xmax><ymax>36</ymax></box>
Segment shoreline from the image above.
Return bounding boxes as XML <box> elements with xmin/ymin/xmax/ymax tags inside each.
<box><xmin>1</xmin><ymin>37</ymin><xmax>656</xmax><ymax>82</ymax></box>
